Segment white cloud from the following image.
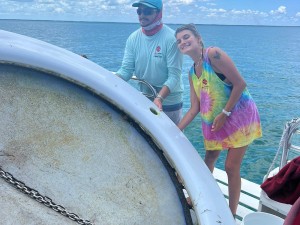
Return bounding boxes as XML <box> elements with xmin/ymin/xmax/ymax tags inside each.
<box><xmin>270</xmin><ymin>6</ymin><xmax>287</xmax><ymax>15</ymax></box>
<box><xmin>117</xmin><ymin>0</ymin><xmax>131</xmax><ymax>4</ymax></box>
<box><xmin>0</xmin><ymin>0</ymin><xmax>299</xmax><ymax>26</ymax></box>
<box><xmin>54</xmin><ymin>8</ymin><xmax>64</xmax><ymax>13</ymax></box>
<box><xmin>277</xmin><ymin>6</ymin><xmax>287</xmax><ymax>14</ymax></box>
<box><xmin>179</xmin><ymin>0</ymin><xmax>194</xmax><ymax>4</ymax></box>
<box><xmin>9</xmin><ymin>0</ymin><xmax>33</xmax><ymax>2</ymax></box>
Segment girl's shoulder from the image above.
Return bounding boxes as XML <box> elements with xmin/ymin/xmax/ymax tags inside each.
<box><xmin>205</xmin><ymin>46</ymin><xmax>222</xmax><ymax>58</ymax></box>
<box><xmin>205</xmin><ymin>46</ymin><xmax>226</xmax><ymax>60</ymax></box>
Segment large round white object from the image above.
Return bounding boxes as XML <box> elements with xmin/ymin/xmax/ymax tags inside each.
<box><xmin>0</xmin><ymin>29</ymin><xmax>236</xmax><ymax>225</ymax></box>
<box><xmin>241</xmin><ymin>212</ymin><xmax>284</xmax><ymax>225</ymax></box>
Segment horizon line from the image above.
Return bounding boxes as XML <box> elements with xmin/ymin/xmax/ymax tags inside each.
<box><xmin>0</xmin><ymin>18</ymin><xmax>300</xmax><ymax>28</ymax></box>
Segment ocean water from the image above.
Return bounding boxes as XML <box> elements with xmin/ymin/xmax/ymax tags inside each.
<box><xmin>1</xmin><ymin>20</ymin><xmax>299</xmax><ymax>184</ymax></box>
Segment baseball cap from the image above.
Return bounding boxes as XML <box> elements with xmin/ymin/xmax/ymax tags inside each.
<box><xmin>132</xmin><ymin>0</ymin><xmax>162</xmax><ymax>10</ymax></box>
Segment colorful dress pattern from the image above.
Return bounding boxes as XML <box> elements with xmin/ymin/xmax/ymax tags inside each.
<box><xmin>190</xmin><ymin>47</ymin><xmax>262</xmax><ymax>150</ymax></box>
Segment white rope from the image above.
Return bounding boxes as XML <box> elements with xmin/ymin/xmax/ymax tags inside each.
<box><xmin>263</xmin><ymin>117</ymin><xmax>300</xmax><ymax>182</ymax></box>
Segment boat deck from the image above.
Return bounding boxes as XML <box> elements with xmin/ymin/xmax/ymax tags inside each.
<box><xmin>213</xmin><ymin>168</ymin><xmax>260</xmax><ymax>224</ymax></box>
<box><xmin>213</xmin><ymin>167</ymin><xmax>292</xmax><ymax>224</ymax></box>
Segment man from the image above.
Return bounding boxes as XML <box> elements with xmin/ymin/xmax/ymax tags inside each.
<box><xmin>116</xmin><ymin>0</ymin><xmax>184</xmax><ymax>124</ymax></box>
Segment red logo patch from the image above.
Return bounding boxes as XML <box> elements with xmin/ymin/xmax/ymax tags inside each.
<box><xmin>156</xmin><ymin>46</ymin><xmax>161</xmax><ymax>52</ymax></box>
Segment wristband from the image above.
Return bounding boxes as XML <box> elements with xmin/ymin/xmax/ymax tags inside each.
<box><xmin>222</xmin><ymin>109</ymin><xmax>231</xmax><ymax>116</ymax></box>
<box><xmin>156</xmin><ymin>94</ymin><xmax>164</xmax><ymax>102</ymax></box>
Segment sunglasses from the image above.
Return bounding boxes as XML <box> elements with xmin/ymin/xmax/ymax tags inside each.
<box><xmin>136</xmin><ymin>8</ymin><xmax>157</xmax><ymax>16</ymax></box>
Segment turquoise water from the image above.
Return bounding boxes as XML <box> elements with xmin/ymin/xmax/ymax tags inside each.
<box><xmin>1</xmin><ymin>20</ymin><xmax>299</xmax><ymax>184</ymax></box>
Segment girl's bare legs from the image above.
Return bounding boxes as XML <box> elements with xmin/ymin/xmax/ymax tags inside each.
<box><xmin>225</xmin><ymin>146</ymin><xmax>247</xmax><ymax>215</ymax></box>
<box><xmin>204</xmin><ymin>150</ymin><xmax>221</xmax><ymax>172</ymax></box>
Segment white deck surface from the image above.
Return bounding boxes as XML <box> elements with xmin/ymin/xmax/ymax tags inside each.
<box><xmin>213</xmin><ymin>168</ymin><xmax>260</xmax><ymax>224</ymax></box>
<box><xmin>213</xmin><ymin>167</ymin><xmax>292</xmax><ymax>224</ymax></box>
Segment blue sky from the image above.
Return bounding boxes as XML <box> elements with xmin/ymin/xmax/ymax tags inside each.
<box><xmin>1</xmin><ymin>0</ymin><xmax>299</xmax><ymax>26</ymax></box>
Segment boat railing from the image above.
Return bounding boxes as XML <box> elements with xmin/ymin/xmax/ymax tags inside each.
<box><xmin>290</xmin><ymin>130</ymin><xmax>300</xmax><ymax>151</ymax></box>
<box><xmin>112</xmin><ymin>72</ymin><xmax>158</xmax><ymax>99</ymax></box>
<box><xmin>258</xmin><ymin>118</ymin><xmax>299</xmax><ymax>219</ymax></box>
<box><xmin>279</xmin><ymin>118</ymin><xmax>300</xmax><ymax>169</ymax></box>
<box><xmin>265</xmin><ymin>117</ymin><xmax>300</xmax><ymax>179</ymax></box>
<box><xmin>130</xmin><ymin>75</ymin><xmax>157</xmax><ymax>99</ymax></box>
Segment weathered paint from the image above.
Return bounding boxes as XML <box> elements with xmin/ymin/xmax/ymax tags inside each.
<box><xmin>0</xmin><ymin>64</ymin><xmax>186</xmax><ymax>224</ymax></box>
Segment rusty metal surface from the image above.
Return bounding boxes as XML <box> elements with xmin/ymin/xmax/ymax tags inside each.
<box><xmin>0</xmin><ymin>64</ymin><xmax>185</xmax><ymax>225</ymax></box>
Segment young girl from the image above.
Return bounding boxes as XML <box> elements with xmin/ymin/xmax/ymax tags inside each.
<box><xmin>175</xmin><ymin>24</ymin><xmax>262</xmax><ymax>216</ymax></box>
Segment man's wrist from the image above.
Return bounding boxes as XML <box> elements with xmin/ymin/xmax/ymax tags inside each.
<box><xmin>156</xmin><ymin>94</ymin><xmax>164</xmax><ymax>102</ymax></box>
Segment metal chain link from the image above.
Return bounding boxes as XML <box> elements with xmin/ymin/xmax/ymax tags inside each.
<box><xmin>0</xmin><ymin>166</ymin><xmax>94</xmax><ymax>225</ymax></box>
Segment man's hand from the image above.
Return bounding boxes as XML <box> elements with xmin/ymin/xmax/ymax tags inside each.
<box><xmin>154</xmin><ymin>97</ymin><xmax>163</xmax><ymax>111</ymax></box>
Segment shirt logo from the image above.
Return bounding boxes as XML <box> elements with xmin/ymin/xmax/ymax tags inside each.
<box><xmin>201</xmin><ymin>78</ymin><xmax>209</xmax><ymax>89</ymax></box>
<box><xmin>154</xmin><ymin>45</ymin><xmax>162</xmax><ymax>58</ymax></box>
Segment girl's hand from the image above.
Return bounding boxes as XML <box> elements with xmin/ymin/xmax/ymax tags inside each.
<box><xmin>211</xmin><ymin>113</ymin><xmax>227</xmax><ymax>132</ymax></box>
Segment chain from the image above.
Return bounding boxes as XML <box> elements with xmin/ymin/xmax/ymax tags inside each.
<box><xmin>0</xmin><ymin>166</ymin><xmax>94</xmax><ymax>225</ymax></box>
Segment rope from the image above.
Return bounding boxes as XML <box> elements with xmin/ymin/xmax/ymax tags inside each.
<box><xmin>264</xmin><ymin>117</ymin><xmax>300</xmax><ymax>182</ymax></box>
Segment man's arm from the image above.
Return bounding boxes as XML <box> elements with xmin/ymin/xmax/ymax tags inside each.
<box><xmin>163</xmin><ymin>39</ymin><xmax>183</xmax><ymax>93</ymax></box>
<box><xmin>116</xmin><ymin>37</ymin><xmax>136</xmax><ymax>81</ymax></box>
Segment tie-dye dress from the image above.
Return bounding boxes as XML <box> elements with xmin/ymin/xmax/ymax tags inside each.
<box><xmin>190</xmin><ymin>47</ymin><xmax>262</xmax><ymax>150</ymax></box>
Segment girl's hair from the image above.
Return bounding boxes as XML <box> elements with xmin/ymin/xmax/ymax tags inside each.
<box><xmin>175</xmin><ymin>23</ymin><xmax>204</xmax><ymax>48</ymax></box>
<box><xmin>175</xmin><ymin>23</ymin><xmax>201</xmax><ymax>39</ymax></box>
